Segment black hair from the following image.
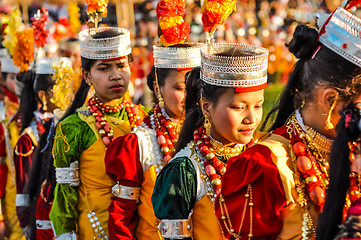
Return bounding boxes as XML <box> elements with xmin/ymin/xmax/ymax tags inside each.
<box><xmin>262</xmin><ymin>24</ymin><xmax>361</xmax><ymax>131</ymax></box>
<box><xmin>146</xmin><ymin>66</ymin><xmax>177</xmax><ymax>92</ymax></box>
<box><xmin>176</xmin><ymin>67</ymin><xmax>229</xmax><ymax>152</ymax></box>
<box><xmin>33</xmin><ymin>74</ymin><xmax>55</xmax><ymax>111</ymax></box>
<box><xmin>16</xmin><ymin>70</ymin><xmax>37</xmax><ymax>132</ymax></box>
<box><xmin>60</xmin><ymin>29</ymin><xmax>132</xmax><ymax>122</ymax></box>
<box><xmin>316</xmin><ymin>104</ymin><xmax>361</xmax><ymax>240</ymax></box>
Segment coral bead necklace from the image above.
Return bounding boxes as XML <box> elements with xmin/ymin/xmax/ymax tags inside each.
<box><xmin>153</xmin><ymin>104</ymin><xmax>179</xmax><ymax>165</ymax></box>
<box><xmin>193</xmin><ymin>126</ymin><xmax>250</xmax><ymax>194</ymax></box>
<box><xmin>288</xmin><ymin>111</ymin><xmax>333</xmax><ymax>239</ymax></box>
<box><xmin>87</xmin><ymin>96</ymin><xmax>142</xmax><ymax>146</ymax></box>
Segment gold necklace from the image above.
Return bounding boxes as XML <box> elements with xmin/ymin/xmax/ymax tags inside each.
<box><xmin>209</xmin><ymin>135</ymin><xmax>244</xmax><ymax>160</ymax></box>
<box><xmin>219</xmin><ymin>184</ymin><xmax>254</xmax><ymax>239</ymax></box>
<box><xmin>304</xmin><ymin>126</ymin><xmax>333</xmax><ymax>154</ymax></box>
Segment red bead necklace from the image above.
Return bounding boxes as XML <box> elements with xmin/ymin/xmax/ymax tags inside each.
<box><xmin>87</xmin><ymin>96</ymin><xmax>142</xmax><ymax>146</ymax></box>
<box><xmin>193</xmin><ymin>126</ymin><xmax>226</xmax><ymax>194</ymax></box>
<box><xmin>288</xmin><ymin>114</ymin><xmax>330</xmax><ymax>212</ymax></box>
<box><xmin>154</xmin><ymin>105</ymin><xmax>178</xmax><ymax>165</ymax></box>
<box><xmin>193</xmin><ymin>126</ymin><xmax>253</xmax><ymax>194</ymax></box>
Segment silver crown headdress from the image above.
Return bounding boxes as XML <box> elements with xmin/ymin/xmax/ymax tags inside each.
<box><xmin>317</xmin><ymin>0</ymin><xmax>361</xmax><ymax>67</ymax></box>
<box><xmin>153</xmin><ymin>43</ymin><xmax>203</xmax><ymax>69</ymax></box>
<box><xmin>79</xmin><ymin>27</ymin><xmax>131</xmax><ymax>60</ymax></box>
<box><xmin>200</xmin><ymin>43</ymin><xmax>269</xmax><ymax>91</ymax></box>
<box><xmin>36</xmin><ymin>58</ymin><xmax>56</xmax><ymax>75</ymax></box>
<box><xmin>0</xmin><ymin>58</ymin><xmax>20</xmax><ymax>73</ymax></box>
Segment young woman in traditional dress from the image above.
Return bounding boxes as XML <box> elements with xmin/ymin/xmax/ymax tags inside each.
<box><xmin>14</xmin><ymin>59</ymin><xmax>56</xmax><ymax>234</ymax></box>
<box><xmin>316</xmin><ymin>97</ymin><xmax>361</xmax><ymax>240</ymax></box>
<box><xmin>104</xmin><ymin>43</ymin><xmax>201</xmax><ymax>240</ymax></box>
<box><xmin>0</xmin><ymin>57</ymin><xmax>24</xmax><ymax>240</ymax></box>
<box><xmin>151</xmin><ymin>43</ymin><xmax>269</xmax><ymax>239</ymax></box>
<box><xmin>215</xmin><ymin>3</ymin><xmax>361</xmax><ymax>239</ymax></box>
<box><xmin>49</xmin><ymin>28</ymin><xmax>148</xmax><ymax>240</ymax></box>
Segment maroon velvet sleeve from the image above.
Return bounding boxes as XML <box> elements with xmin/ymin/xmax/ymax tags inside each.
<box><xmin>215</xmin><ymin>145</ymin><xmax>287</xmax><ymax>240</ymax></box>
<box><xmin>0</xmin><ymin>124</ymin><xmax>7</xmax><ymax>199</ymax></box>
<box><xmin>13</xmin><ymin>134</ymin><xmax>34</xmax><ymax>194</ymax></box>
<box><xmin>105</xmin><ymin>133</ymin><xmax>143</xmax><ymax>240</ymax></box>
<box><xmin>0</xmin><ymin>164</ymin><xmax>7</xmax><ymax>199</ymax></box>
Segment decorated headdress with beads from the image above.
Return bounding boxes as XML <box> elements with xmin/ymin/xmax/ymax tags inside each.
<box><xmin>153</xmin><ymin>0</ymin><xmax>202</xmax><ymax>69</ymax></box>
<box><xmin>79</xmin><ymin>0</ymin><xmax>130</xmax><ymax>61</ymax></box>
<box><xmin>79</xmin><ymin>27</ymin><xmax>131</xmax><ymax>60</ymax></box>
<box><xmin>317</xmin><ymin>0</ymin><xmax>361</xmax><ymax>67</ymax></box>
<box><xmin>200</xmin><ymin>43</ymin><xmax>269</xmax><ymax>92</ymax></box>
<box><xmin>153</xmin><ymin>43</ymin><xmax>202</xmax><ymax>70</ymax></box>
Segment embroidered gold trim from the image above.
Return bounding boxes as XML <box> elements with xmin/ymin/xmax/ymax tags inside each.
<box><xmin>53</xmin><ymin>122</ymin><xmax>70</xmax><ymax>154</ymax></box>
<box><xmin>14</xmin><ymin>145</ymin><xmax>34</xmax><ymax>157</ymax></box>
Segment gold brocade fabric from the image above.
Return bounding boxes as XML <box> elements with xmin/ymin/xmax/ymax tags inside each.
<box><xmin>3</xmin><ymin>118</ymin><xmax>25</xmax><ymax>240</ymax></box>
<box><xmin>258</xmin><ymin>133</ymin><xmax>318</xmax><ymax>240</ymax></box>
<box><xmin>192</xmin><ymin>195</ymin><xmax>225</xmax><ymax>240</ymax></box>
<box><xmin>135</xmin><ymin>165</ymin><xmax>163</xmax><ymax>240</ymax></box>
<box><xmin>77</xmin><ymin>111</ymin><xmax>131</xmax><ymax>239</ymax></box>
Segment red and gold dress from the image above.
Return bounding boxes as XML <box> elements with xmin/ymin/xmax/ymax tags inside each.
<box><xmin>105</xmin><ymin>104</ymin><xmax>183</xmax><ymax>239</ymax></box>
<box><xmin>215</xmin><ymin>111</ymin><xmax>332</xmax><ymax>239</ymax></box>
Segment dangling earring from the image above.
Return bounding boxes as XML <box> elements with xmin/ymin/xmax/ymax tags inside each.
<box><xmin>158</xmin><ymin>95</ymin><xmax>165</xmax><ymax>109</ymax></box>
<box><xmin>325</xmin><ymin>100</ymin><xmax>337</xmax><ymax>130</ymax></box>
<box><xmin>42</xmin><ymin>95</ymin><xmax>47</xmax><ymax>111</ymax></box>
<box><xmin>204</xmin><ymin>115</ymin><xmax>211</xmax><ymax>137</ymax></box>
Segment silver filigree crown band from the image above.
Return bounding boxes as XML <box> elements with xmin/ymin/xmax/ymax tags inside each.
<box><xmin>36</xmin><ymin>58</ymin><xmax>56</xmax><ymax>75</ymax></box>
<box><xmin>318</xmin><ymin>4</ymin><xmax>361</xmax><ymax>67</ymax></box>
<box><xmin>79</xmin><ymin>27</ymin><xmax>131</xmax><ymax>60</ymax></box>
<box><xmin>200</xmin><ymin>43</ymin><xmax>268</xmax><ymax>88</ymax></box>
<box><xmin>0</xmin><ymin>58</ymin><xmax>20</xmax><ymax>73</ymax></box>
<box><xmin>153</xmin><ymin>43</ymin><xmax>202</xmax><ymax>69</ymax></box>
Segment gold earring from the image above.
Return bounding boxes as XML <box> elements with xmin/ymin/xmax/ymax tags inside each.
<box><xmin>42</xmin><ymin>95</ymin><xmax>47</xmax><ymax>111</ymax></box>
<box><xmin>158</xmin><ymin>95</ymin><xmax>165</xmax><ymax>109</ymax></box>
<box><xmin>204</xmin><ymin>115</ymin><xmax>211</xmax><ymax>137</ymax></box>
<box><xmin>325</xmin><ymin>100</ymin><xmax>337</xmax><ymax>130</ymax></box>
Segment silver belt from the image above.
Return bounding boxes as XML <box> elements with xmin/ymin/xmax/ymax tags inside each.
<box><xmin>158</xmin><ymin>218</ymin><xmax>193</xmax><ymax>239</ymax></box>
<box><xmin>16</xmin><ymin>194</ymin><xmax>30</xmax><ymax>207</ymax></box>
<box><xmin>54</xmin><ymin>232</ymin><xmax>77</xmax><ymax>240</ymax></box>
<box><xmin>36</xmin><ymin>220</ymin><xmax>53</xmax><ymax>230</ymax></box>
<box><xmin>55</xmin><ymin>161</ymin><xmax>80</xmax><ymax>187</ymax></box>
<box><xmin>112</xmin><ymin>183</ymin><xmax>140</xmax><ymax>200</ymax></box>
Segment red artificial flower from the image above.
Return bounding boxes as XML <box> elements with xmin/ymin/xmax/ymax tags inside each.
<box><xmin>162</xmin><ymin>21</ymin><xmax>190</xmax><ymax>45</ymax></box>
<box><xmin>156</xmin><ymin>0</ymin><xmax>186</xmax><ymax>19</ymax></box>
<box><xmin>202</xmin><ymin>9</ymin><xmax>221</xmax><ymax>32</ymax></box>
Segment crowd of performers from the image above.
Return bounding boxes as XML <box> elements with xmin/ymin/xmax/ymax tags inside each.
<box><xmin>2</xmin><ymin>0</ymin><xmax>361</xmax><ymax>239</ymax></box>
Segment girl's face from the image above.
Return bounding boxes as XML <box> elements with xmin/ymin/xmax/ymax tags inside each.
<box><xmin>84</xmin><ymin>58</ymin><xmax>131</xmax><ymax>104</ymax></box>
<box><xmin>6</xmin><ymin>73</ymin><xmax>16</xmax><ymax>94</ymax></box>
<box><xmin>203</xmin><ymin>88</ymin><xmax>264</xmax><ymax>145</ymax></box>
<box><xmin>158</xmin><ymin>70</ymin><xmax>187</xmax><ymax>120</ymax></box>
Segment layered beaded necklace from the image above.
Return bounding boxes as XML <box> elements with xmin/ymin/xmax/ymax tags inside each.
<box><xmin>193</xmin><ymin>126</ymin><xmax>247</xmax><ymax>194</ymax></box>
<box><xmin>153</xmin><ymin>104</ymin><xmax>180</xmax><ymax>165</ymax></box>
<box><xmin>288</xmin><ymin>110</ymin><xmax>333</xmax><ymax>239</ymax></box>
<box><xmin>87</xmin><ymin>96</ymin><xmax>142</xmax><ymax>146</ymax></box>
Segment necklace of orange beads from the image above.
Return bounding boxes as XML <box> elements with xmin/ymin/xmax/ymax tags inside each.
<box><xmin>154</xmin><ymin>104</ymin><xmax>178</xmax><ymax>165</ymax></box>
<box><xmin>193</xmin><ymin>126</ymin><xmax>253</xmax><ymax>194</ymax></box>
<box><xmin>194</xmin><ymin>126</ymin><xmax>226</xmax><ymax>194</ymax></box>
<box><xmin>87</xmin><ymin>96</ymin><xmax>142</xmax><ymax>146</ymax></box>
